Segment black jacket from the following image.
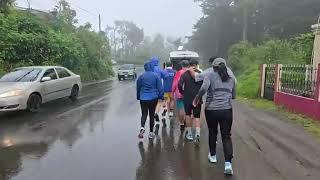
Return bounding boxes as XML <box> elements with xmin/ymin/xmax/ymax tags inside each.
<box><xmin>178</xmin><ymin>70</ymin><xmax>203</xmax><ymax>104</ymax></box>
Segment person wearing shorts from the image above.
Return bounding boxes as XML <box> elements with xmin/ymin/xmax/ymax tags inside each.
<box><xmin>172</xmin><ymin>60</ymin><xmax>189</xmax><ymax>130</ymax></box>
<box><xmin>163</xmin><ymin>62</ymin><xmax>176</xmax><ymax>120</ymax></box>
<box><xmin>178</xmin><ymin>59</ymin><xmax>203</xmax><ymax>145</ymax></box>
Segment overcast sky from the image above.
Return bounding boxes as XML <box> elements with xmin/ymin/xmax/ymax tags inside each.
<box><xmin>16</xmin><ymin>0</ymin><xmax>203</xmax><ymax>38</ymax></box>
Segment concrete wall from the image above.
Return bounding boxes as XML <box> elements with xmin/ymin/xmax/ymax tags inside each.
<box><xmin>261</xmin><ymin>64</ymin><xmax>320</xmax><ymax>121</ymax></box>
<box><xmin>312</xmin><ymin>24</ymin><xmax>320</xmax><ymax>68</ymax></box>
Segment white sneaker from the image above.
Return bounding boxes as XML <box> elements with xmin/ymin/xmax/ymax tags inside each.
<box><xmin>208</xmin><ymin>153</ymin><xmax>217</xmax><ymax>163</ymax></box>
<box><xmin>185</xmin><ymin>133</ymin><xmax>194</xmax><ymax>141</ymax></box>
<box><xmin>138</xmin><ymin>128</ymin><xmax>145</xmax><ymax>139</ymax></box>
<box><xmin>224</xmin><ymin>162</ymin><xmax>233</xmax><ymax>175</ymax></box>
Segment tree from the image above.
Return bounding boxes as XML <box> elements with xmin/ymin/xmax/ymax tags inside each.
<box><xmin>52</xmin><ymin>0</ymin><xmax>78</xmax><ymax>32</ymax></box>
<box><xmin>188</xmin><ymin>0</ymin><xmax>320</xmax><ymax>59</ymax></box>
<box><xmin>0</xmin><ymin>0</ymin><xmax>15</xmax><ymax>14</ymax></box>
<box><xmin>108</xmin><ymin>20</ymin><xmax>144</xmax><ymax>61</ymax></box>
<box><xmin>0</xmin><ymin>1</ymin><xmax>113</xmax><ymax>80</ymax></box>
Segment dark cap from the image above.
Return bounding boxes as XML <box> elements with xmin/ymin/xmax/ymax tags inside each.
<box><xmin>189</xmin><ymin>59</ymin><xmax>199</xmax><ymax>66</ymax></box>
<box><xmin>179</xmin><ymin>60</ymin><xmax>190</xmax><ymax>68</ymax></box>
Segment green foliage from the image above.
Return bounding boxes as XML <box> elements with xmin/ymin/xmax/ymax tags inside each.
<box><xmin>291</xmin><ymin>33</ymin><xmax>315</xmax><ymax>64</ymax></box>
<box><xmin>237</xmin><ymin>65</ymin><xmax>260</xmax><ymax>98</ymax></box>
<box><xmin>188</xmin><ymin>0</ymin><xmax>320</xmax><ymax>58</ymax></box>
<box><xmin>228</xmin><ymin>39</ymin><xmax>307</xmax><ymax>75</ymax></box>
<box><xmin>230</xmin><ymin>36</ymin><xmax>312</xmax><ymax>99</ymax></box>
<box><xmin>0</xmin><ymin>0</ymin><xmax>113</xmax><ymax>81</ymax></box>
<box><xmin>0</xmin><ymin>0</ymin><xmax>15</xmax><ymax>14</ymax></box>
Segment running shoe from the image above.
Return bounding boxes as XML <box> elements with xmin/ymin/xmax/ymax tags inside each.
<box><xmin>224</xmin><ymin>162</ymin><xmax>233</xmax><ymax>175</ymax></box>
<box><xmin>194</xmin><ymin>135</ymin><xmax>200</xmax><ymax>147</ymax></box>
<box><xmin>185</xmin><ymin>132</ymin><xmax>194</xmax><ymax>141</ymax></box>
<box><xmin>208</xmin><ymin>153</ymin><xmax>217</xmax><ymax>163</ymax></box>
<box><xmin>148</xmin><ymin>132</ymin><xmax>155</xmax><ymax>139</ymax></box>
<box><xmin>138</xmin><ymin>128</ymin><xmax>145</xmax><ymax>139</ymax></box>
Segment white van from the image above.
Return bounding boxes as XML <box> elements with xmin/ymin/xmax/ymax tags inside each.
<box><xmin>169</xmin><ymin>50</ymin><xmax>200</xmax><ymax>70</ymax></box>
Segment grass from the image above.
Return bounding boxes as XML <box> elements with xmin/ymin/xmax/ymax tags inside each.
<box><xmin>239</xmin><ymin>97</ymin><xmax>320</xmax><ymax>140</ymax></box>
<box><xmin>237</xmin><ymin>65</ymin><xmax>260</xmax><ymax>99</ymax></box>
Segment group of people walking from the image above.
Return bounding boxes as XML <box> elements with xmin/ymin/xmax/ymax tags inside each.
<box><xmin>136</xmin><ymin>56</ymin><xmax>236</xmax><ymax>175</ymax></box>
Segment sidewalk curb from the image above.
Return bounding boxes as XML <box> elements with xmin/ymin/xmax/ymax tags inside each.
<box><xmin>83</xmin><ymin>78</ymin><xmax>114</xmax><ymax>87</ymax></box>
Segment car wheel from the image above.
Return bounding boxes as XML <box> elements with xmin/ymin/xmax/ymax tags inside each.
<box><xmin>70</xmin><ymin>85</ymin><xmax>79</xmax><ymax>101</ymax></box>
<box><xmin>27</xmin><ymin>94</ymin><xmax>42</xmax><ymax>113</ymax></box>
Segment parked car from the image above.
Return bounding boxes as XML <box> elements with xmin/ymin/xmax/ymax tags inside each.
<box><xmin>0</xmin><ymin>66</ymin><xmax>82</xmax><ymax>112</ymax></box>
<box><xmin>117</xmin><ymin>64</ymin><xmax>137</xmax><ymax>81</ymax></box>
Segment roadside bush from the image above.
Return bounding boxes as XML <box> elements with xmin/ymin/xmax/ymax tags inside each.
<box><xmin>0</xmin><ymin>10</ymin><xmax>113</xmax><ymax>81</ymax></box>
<box><xmin>237</xmin><ymin>65</ymin><xmax>260</xmax><ymax>98</ymax></box>
<box><xmin>229</xmin><ymin>35</ymin><xmax>313</xmax><ymax>99</ymax></box>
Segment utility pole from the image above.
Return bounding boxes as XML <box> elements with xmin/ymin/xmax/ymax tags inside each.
<box><xmin>242</xmin><ymin>0</ymin><xmax>248</xmax><ymax>41</ymax></box>
<box><xmin>26</xmin><ymin>0</ymin><xmax>31</xmax><ymax>10</ymax></box>
<box><xmin>99</xmin><ymin>14</ymin><xmax>102</xmax><ymax>32</ymax></box>
<box><xmin>113</xmin><ymin>27</ymin><xmax>117</xmax><ymax>60</ymax></box>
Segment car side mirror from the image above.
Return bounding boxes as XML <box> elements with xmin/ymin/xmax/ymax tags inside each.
<box><xmin>41</xmin><ymin>77</ymin><xmax>51</xmax><ymax>82</ymax></box>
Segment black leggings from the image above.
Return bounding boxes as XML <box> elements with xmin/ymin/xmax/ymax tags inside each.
<box><xmin>140</xmin><ymin>99</ymin><xmax>158</xmax><ymax>132</ymax></box>
<box><xmin>205</xmin><ymin>109</ymin><xmax>233</xmax><ymax>162</ymax></box>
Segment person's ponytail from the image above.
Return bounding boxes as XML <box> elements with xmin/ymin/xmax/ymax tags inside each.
<box><xmin>213</xmin><ymin>63</ymin><xmax>230</xmax><ymax>82</ymax></box>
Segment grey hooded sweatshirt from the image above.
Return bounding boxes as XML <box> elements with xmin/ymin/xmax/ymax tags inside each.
<box><xmin>195</xmin><ymin>70</ymin><xmax>236</xmax><ymax>111</ymax></box>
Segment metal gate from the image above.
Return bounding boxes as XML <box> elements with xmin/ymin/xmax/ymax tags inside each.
<box><xmin>263</xmin><ymin>65</ymin><xmax>276</xmax><ymax>100</ymax></box>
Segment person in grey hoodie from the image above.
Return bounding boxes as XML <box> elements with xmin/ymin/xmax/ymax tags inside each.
<box><xmin>193</xmin><ymin>58</ymin><xmax>236</xmax><ymax>175</ymax></box>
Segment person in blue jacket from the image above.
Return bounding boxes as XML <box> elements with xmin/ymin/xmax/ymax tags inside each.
<box><xmin>149</xmin><ymin>56</ymin><xmax>168</xmax><ymax>125</ymax></box>
<box><xmin>162</xmin><ymin>62</ymin><xmax>176</xmax><ymax>121</ymax></box>
<box><xmin>137</xmin><ymin>61</ymin><xmax>164</xmax><ymax>139</ymax></box>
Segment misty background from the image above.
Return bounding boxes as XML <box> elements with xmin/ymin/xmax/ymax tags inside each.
<box><xmin>16</xmin><ymin>0</ymin><xmax>202</xmax><ymax>37</ymax></box>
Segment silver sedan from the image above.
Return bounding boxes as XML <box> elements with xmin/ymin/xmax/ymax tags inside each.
<box><xmin>0</xmin><ymin>66</ymin><xmax>82</xmax><ymax>112</ymax></box>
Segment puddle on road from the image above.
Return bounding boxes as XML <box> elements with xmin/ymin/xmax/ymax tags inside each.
<box><xmin>0</xmin><ymin>81</ymin><xmax>233</xmax><ymax>180</ymax></box>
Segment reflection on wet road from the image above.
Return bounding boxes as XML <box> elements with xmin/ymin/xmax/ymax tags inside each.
<box><xmin>0</xmin><ymin>76</ymin><xmax>228</xmax><ymax>180</ymax></box>
<box><xmin>1</xmin><ymin>72</ymin><xmax>320</xmax><ymax>180</ymax></box>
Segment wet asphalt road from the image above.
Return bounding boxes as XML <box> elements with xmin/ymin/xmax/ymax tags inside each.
<box><xmin>1</xmin><ymin>69</ymin><xmax>320</xmax><ymax>180</ymax></box>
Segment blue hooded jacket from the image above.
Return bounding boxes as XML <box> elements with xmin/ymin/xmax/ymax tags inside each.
<box><xmin>136</xmin><ymin>62</ymin><xmax>164</xmax><ymax>101</ymax></box>
<box><xmin>149</xmin><ymin>57</ymin><xmax>168</xmax><ymax>80</ymax></box>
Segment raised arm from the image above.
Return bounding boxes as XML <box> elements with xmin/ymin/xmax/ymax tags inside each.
<box><xmin>194</xmin><ymin>75</ymin><xmax>211</xmax><ymax>104</ymax></box>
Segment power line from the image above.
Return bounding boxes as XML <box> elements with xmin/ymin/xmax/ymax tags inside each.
<box><xmin>20</xmin><ymin>0</ymin><xmax>103</xmax><ymax>31</ymax></box>
<box><xmin>48</xmin><ymin>0</ymin><xmax>99</xmax><ymax>17</ymax></box>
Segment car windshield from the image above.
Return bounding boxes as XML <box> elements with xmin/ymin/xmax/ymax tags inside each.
<box><xmin>119</xmin><ymin>64</ymin><xmax>134</xmax><ymax>70</ymax></box>
<box><xmin>0</xmin><ymin>68</ymin><xmax>42</xmax><ymax>82</ymax></box>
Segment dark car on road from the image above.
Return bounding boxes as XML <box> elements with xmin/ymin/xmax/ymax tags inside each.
<box><xmin>117</xmin><ymin>64</ymin><xmax>137</xmax><ymax>81</ymax></box>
